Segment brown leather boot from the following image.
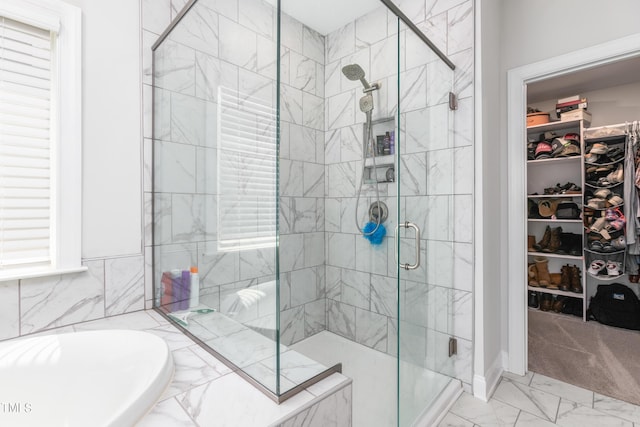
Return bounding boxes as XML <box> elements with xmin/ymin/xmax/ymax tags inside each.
<box><xmin>534</xmin><ymin>256</ymin><xmax>551</xmax><ymax>287</ymax></box>
<box><xmin>542</xmin><ymin>227</ymin><xmax>563</xmax><ymax>253</ymax></box>
<box><xmin>559</xmin><ymin>265</ymin><xmax>571</xmax><ymax>291</ymax></box>
<box><xmin>534</xmin><ymin>226</ymin><xmax>551</xmax><ymax>252</ymax></box>
<box><xmin>570</xmin><ymin>265</ymin><xmax>583</xmax><ymax>293</ymax></box>
<box><xmin>552</xmin><ymin>296</ymin><xmax>566</xmax><ymax>313</ymax></box>
<box><xmin>528</xmin><ymin>263</ymin><xmax>539</xmax><ymax>287</ymax></box>
<box><xmin>540</xmin><ymin>293</ymin><xmax>553</xmax><ymax>311</ymax></box>
<box><xmin>528</xmin><ymin>235</ymin><xmax>536</xmax><ymax>252</ymax></box>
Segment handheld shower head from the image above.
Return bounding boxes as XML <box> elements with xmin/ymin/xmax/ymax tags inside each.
<box><xmin>359</xmin><ymin>94</ymin><xmax>373</xmax><ymax>113</ymax></box>
<box><xmin>342</xmin><ymin>64</ymin><xmax>371</xmax><ymax>90</ymax></box>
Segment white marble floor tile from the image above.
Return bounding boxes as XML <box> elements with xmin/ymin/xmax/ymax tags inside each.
<box><xmin>493</xmin><ymin>379</ymin><xmax>560</xmax><ymax>422</ymax></box>
<box><xmin>138</xmin><ymin>397</ymin><xmax>196</xmax><ymax>427</ymax></box>
<box><xmin>529</xmin><ymin>374</ymin><xmax>593</xmax><ymax>407</ymax></box>
<box><xmin>515</xmin><ymin>411</ymin><xmax>557</xmax><ymax>427</ymax></box>
<box><xmin>555</xmin><ymin>399</ymin><xmax>633</xmax><ymax>427</ymax></box>
<box><xmin>438</xmin><ymin>411</ymin><xmax>475</xmax><ymax>426</ymax></box>
<box><xmin>593</xmin><ymin>393</ymin><xmax>640</xmax><ymax>424</ymax></box>
<box><xmin>502</xmin><ymin>371</ymin><xmax>534</xmax><ymax>386</ymax></box>
<box><xmin>449</xmin><ymin>392</ymin><xmax>520</xmax><ymax>426</ymax></box>
<box><xmin>147</xmin><ymin>324</ymin><xmax>197</xmax><ymax>351</ymax></box>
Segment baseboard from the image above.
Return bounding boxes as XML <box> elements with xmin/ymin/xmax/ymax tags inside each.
<box><xmin>472</xmin><ymin>353</ymin><xmax>504</xmax><ymax>402</ymax></box>
<box><xmin>413</xmin><ymin>379</ymin><xmax>463</xmax><ymax>427</ymax></box>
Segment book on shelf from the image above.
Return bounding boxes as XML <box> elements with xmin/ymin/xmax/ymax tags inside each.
<box><xmin>557</xmin><ymin>95</ymin><xmax>581</xmax><ymax>104</ymax></box>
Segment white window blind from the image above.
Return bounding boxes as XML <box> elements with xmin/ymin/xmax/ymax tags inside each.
<box><xmin>218</xmin><ymin>86</ymin><xmax>277</xmax><ymax>251</ymax></box>
<box><xmin>0</xmin><ymin>16</ymin><xmax>54</xmax><ymax>270</ymax></box>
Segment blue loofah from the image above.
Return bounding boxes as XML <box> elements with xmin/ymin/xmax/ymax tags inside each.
<box><xmin>362</xmin><ymin>222</ymin><xmax>386</xmax><ymax>245</ymax></box>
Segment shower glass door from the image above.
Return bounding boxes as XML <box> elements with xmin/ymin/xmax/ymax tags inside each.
<box><xmin>396</xmin><ymin>18</ymin><xmax>458</xmax><ymax>426</ymax></box>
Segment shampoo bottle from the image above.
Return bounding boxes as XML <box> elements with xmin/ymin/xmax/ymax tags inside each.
<box><xmin>189</xmin><ymin>266</ymin><xmax>200</xmax><ymax>308</ymax></box>
<box><xmin>180</xmin><ymin>270</ymin><xmax>191</xmax><ymax>310</ymax></box>
<box><xmin>383</xmin><ymin>131</ymin><xmax>391</xmax><ymax>155</ymax></box>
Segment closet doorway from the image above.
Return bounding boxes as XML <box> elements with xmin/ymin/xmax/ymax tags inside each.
<box><xmin>506</xmin><ymin>34</ymin><xmax>640</xmax><ymax>403</ymax></box>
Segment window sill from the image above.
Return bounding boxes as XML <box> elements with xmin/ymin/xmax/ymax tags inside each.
<box><xmin>0</xmin><ymin>266</ymin><xmax>88</xmax><ymax>283</ymax></box>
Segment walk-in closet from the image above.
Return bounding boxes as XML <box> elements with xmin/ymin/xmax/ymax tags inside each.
<box><xmin>523</xmin><ymin>56</ymin><xmax>640</xmax><ymax>405</ymax></box>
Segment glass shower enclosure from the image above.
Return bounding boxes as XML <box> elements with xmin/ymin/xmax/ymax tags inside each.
<box><xmin>151</xmin><ymin>0</ymin><xmax>460</xmax><ymax>424</ymax></box>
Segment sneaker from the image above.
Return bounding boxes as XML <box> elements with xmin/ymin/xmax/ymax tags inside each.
<box><xmin>590</xmin><ymin>143</ymin><xmax>609</xmax><ymax>154</ymax></box>
<box><xmin>606</xmin><ymin>261</ymin><xmax>622</xmax><ymax>276</ymax></box>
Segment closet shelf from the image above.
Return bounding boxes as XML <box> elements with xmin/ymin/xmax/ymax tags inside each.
<box><xmin>527</xmin><ymin>251</ymin><xmax>583</xmax><ymax>260</ymax></box>
<box><xmin>527</xmin><ymin>119</ymin><xmax>582</xmax><ymax>132</ymax></box>
<box><xmin>584</xmin><ymin>134</ymin><xmax>627</xmax><ymax>143</ymax></box>
<box><xmin>527</xmin><ymin>286</ymin><xmax>584</xmax><ymax>298</ymax></box>
<box><xmin>584</xmin><ymin>248</ymin><xmax>626</xmax><ymax>256</ymax></box>
<box><xmin>528</xmin><ymin>194</ymin><xmax>581</xmax><ymax>199</ymax></box>
<box><xmin>528</xmin><ymin>156</ymin><xmax>582</xmax><ymax>165</ymax></box>
<box><xmin>527</xmin><ymin>218</ymin><xmax>582</xmax><ymax>223</ymax></box>
<box><xmin>584</xmin><ymin>181</ymin><xmax>623</xmax><ymax>190</ymax></box>
<box><xmin>584</xmin><ymin>157</ymin><xmax>624</xmax><ymax>167</ymax></box>
<box><xmin>586</xmin><ymin>272</ymin><xmax>626</xmax><ymax>281</ymax></box>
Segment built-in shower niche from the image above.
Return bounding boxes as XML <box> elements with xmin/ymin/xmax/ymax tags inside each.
<box><xmin>363</xmin><ymin>117</ymin><xmax>396</xmax><ymax>184</ymax></box>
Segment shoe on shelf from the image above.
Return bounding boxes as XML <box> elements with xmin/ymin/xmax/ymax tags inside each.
<box><xmin>534</xmin><ymin>226</ymin><xmax>551</xmax><ymax>252</ymax></box>
<box><xmin>607</xmin><ymin>195</ymin><xmax>624</xmax><ymax>207</ymax></box>
<box><xmin>534</xmin><ymin>256</ymin><xmax>551</xmax><ymax>288</ymax></box>
<box><xmin>547</xmin><ymin>273</ymin><xmax>561</xmax><ymax>290</ymax></box>
<box><xmin>607</xmin><ymin>146</ymin><xmax>624</xmax><ymax>161</ymax></box>
<box><xmin>528</xmin><ymin>291</ymin><xmax>539</xmax><ymax>308</ymax></box>
<box><xmin>570</xmin><ymin>265</ymin><xmax>583</xmax><ymax>293</ymax></box>
<box><xmin>585</xmin><ymin>152</ymin><xmax>600</xmax><ymax>164</ymax></box>
<box><xmin>606</xmin><ymin>261</ymin><xmax>623</xmax><ymax>276</ymax></box>
<box><xmin>594</xmin><ymin>188</ymin><xmax>611</xmax><ymax>199</ymax></box>
<box><xmin>552</xmin><ymin>296</ymin><xmax>566</xmax><ymax>313</ymax></box>
<box><xmin>540</xmin><ymin>293</ymin><xmax>553</xmax><ymax>312</ymax></box>
<box><xmin>588</xmin><ymin>260</ymin><xmax>606</xmax><ymax>275</ymax></box>
<box><xmin>611</xmin><ymin>235</ymin><xmax>627</xmax><ymax>250</ymax></box>
<box><xmin>542</xmin><ymin>227</ymin><xmax>562</xmax><ymax>253</ymax></box>
<box><xmin>590</xmin><ymin>143</ymin><xmax>609</xmax><ymax>154</ymax></box>
<box><xmin>528</xmin><ymin>263</ymin><xmax>539</xmax><ymax>287</ymax></box>
<box><xmin>559</xmin><ymin>265</ymin><xmax>571</xmax><ymax>292</ymax></box>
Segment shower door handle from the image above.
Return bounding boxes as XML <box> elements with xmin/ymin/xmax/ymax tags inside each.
<box><xmin>394</xmin><ymin>222</ymin><xmax>421</xmax><ymax>270</ymax></box>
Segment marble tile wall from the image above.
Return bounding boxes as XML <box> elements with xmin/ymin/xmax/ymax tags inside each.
<box><xmin>323</xmin><ymin>0</ymin><xmax>474</xmax><ymax>387</ymax></box>
<box><xmin>0</xmin><ymin>255</ymin><xmax>147</xmax><ymax>340</ymax></box>
<box><xmin>148</xmin><ymin>0</ymin><xmax>327</xmax><ymax>346</ymax></box>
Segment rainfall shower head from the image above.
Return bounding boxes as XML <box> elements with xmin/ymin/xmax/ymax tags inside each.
<box><xmin>342</xmin><ymin>63</ymin><xmax>372</xmax><ymax>90</ymax></box>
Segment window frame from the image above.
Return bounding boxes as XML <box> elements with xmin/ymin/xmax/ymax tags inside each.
<box><xmin>0</xmin><ymin>0</ymin><xmax>83</xmax><ymax>281</ymax></box>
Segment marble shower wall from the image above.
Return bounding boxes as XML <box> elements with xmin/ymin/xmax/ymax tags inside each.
<box><xmin>148</xmin><ymin>0</ymin><xmax>326</xmax><ymax>344</ymax></box>
<box><xmin>323</xmin><ymin>0</ymin><xmax>474</xmax><ymax>387</ymax></box>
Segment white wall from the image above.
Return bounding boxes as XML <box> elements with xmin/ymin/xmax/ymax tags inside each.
<box><xmin>497</xmin><ymin>0</ymin><xmax>640</xmax><ymax>369</ymax></box>
<box><xmin>72</xmin><ymin>0</ymin><xmax>143</xmax><ymax>259</ymax></box>
<box><xmin>529</xmin><ymin>81</ymin><xmax>640</xmax><ymax>128</ymax></box>
<box><xmin>474</xmin><ymin>0</ymin><xmax>504</xmax><ymax>399</ymax></box>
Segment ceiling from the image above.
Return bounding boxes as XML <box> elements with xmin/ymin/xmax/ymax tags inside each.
<box><xmin>266</xmin><ymin>0</ymin><xmax>382</xmax><ymax>35</ymax></box>
<box><xmin>527</xmin><ymin>56</ymin><xmax>640</xmax><ymax>104</ymax></box>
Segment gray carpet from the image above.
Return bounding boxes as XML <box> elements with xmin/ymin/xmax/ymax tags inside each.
<box><xmin>528</xmin><ymin>309</ymin><xmax>640</xmax><ymax>406</ymax></box>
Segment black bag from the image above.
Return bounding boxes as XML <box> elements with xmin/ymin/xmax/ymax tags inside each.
<box><xmin>555</xmin><ymin>202</ymin><xmax>580</xmax><ymax>219</ymax></box>
<box><xmin>588</xmin><ymin>283</ymin><xmax>640</xmax><ymax>330</ymax></box>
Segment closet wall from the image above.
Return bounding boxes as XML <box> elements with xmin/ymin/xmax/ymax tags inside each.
<box><xmin>528</xmin><ymin>82</ymin><xmax>640</xmax><ymax>127</ymax></box>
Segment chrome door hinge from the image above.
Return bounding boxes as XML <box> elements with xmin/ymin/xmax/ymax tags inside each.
<box><xmin>448</xmin><ymin>337</ymin><xmax>457</xmax><ymax>357</ymax></box>
<box><xmin>449</xmin><ymin>92</ymin><xmax>458</xmax><ymax>111</ymax></box>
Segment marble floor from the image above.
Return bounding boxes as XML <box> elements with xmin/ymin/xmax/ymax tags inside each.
<box><xmin>442</xmin><ymin>371</ymin><xmax>640</xmax><ymax>427</ymax></box>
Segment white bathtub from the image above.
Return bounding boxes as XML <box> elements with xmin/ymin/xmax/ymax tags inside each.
<box><xmin>0</xmin><ymin>329</ymin><xmax>174</xmax><ymax>427</ymax></box>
